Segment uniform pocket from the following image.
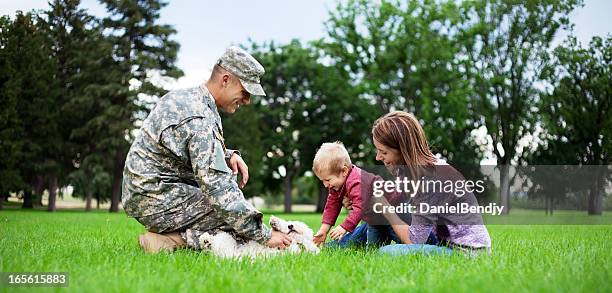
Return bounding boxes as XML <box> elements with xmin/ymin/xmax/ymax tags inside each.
<box><xmin>210</xmin><ymin>138</ymin><xmax>232</xmax><ymax>174</ymax></box>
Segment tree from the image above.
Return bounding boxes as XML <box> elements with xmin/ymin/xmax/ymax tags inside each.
<box><xmin>249</xmin><ymin>40</ymin><xmax>373</xmax><ymax>212</ymax></box>
<box><xmin>460</xmin><ymin>0</ymin><xmax>581</xmax><ymax>213</ymax></box>
<box><xmin>44</xmin><ymin>0</ymin><xmax>122</xmax><ymax>211</ymax></box>
<box><xmin>0</xmin><ymin>15</ymin><xmax>25</xmax><ymax>204</ymax></box>
<box><xmin>0</xmin><ymin>11</ymin><xmax>59</xmax><ymax>209</ymax></box>
<box><xmin>535</xmin><ymin>35</ymin><xmax>611</xmax><ymax>215</ymax></box>
<box><xmin>100</xmin><ymin>0</ymin><xmax>183</xmax><ymax>212</ymax></box>
<box><xmin>38</xmin><ymin>0</ymin><xmax>107</xmax><ymax>211</ymax></box>
<box><xmin>322</xmin><ymin>0</ymin><xmax>482</xmax><ymax>166</ymax></box>
<box><xmin>68</xmin><ymin>159</ymin><xmax>113</xmax><ymax>211</ymax></box>
<box><xmin>249</xmin><ymin>41</ymin><xmax>322</xmax><ymax>213</ymax></box>
<box><xmin>221</xmin><ymin>105</ymin><xmax>266</xmax><ymax>198</ymax></box>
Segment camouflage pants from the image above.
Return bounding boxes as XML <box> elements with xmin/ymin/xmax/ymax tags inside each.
<box><xmin>134</xmin><ymin>190</ymin><xmax>244</xmax><ymax>250</ymax></box>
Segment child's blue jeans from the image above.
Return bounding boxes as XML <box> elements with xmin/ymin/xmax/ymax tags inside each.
<box><xmin>325</xmin><ymin>223</ymin><xmax>368</xmax><ymax>248</ymax></box>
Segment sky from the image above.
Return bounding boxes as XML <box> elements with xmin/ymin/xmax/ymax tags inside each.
<box><xmin>2</xmin><ymin>0</ymin><xmax>610</xmax><ymax>90</ymax></box>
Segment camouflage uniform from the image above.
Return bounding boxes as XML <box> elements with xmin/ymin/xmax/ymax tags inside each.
<box><xmin>122</xmin><ymin>47</ymin><xmax>271</xmax><ymax>250</ymax></box>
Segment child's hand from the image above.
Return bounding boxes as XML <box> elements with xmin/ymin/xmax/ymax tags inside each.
<box><xmin>329</xmin><ymin>225</ymin><xmax>347</xmax><ymax>241</ymax></box>
<box><xmin>313</xmin><ymin>230</ymin><xmax>327</xmax><ymax>246</ymax></box>
<box><xmin>313</xmin><ymin>224</ymin><xmax>331</xmax><ymax>246</ymax></box>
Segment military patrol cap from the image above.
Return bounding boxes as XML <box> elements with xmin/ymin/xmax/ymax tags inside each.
<box><xmin>217</xmin><ymin>46</ymin><xmax>266</xmax><ymax>96</ymax></box>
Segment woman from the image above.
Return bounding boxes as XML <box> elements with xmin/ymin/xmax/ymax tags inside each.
<box><xmin>371</xmin><ymin>111</ymin><xmax>491</xmax><ymax>256</ymax></box>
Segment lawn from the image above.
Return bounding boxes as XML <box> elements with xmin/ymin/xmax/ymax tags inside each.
<box><xmin>0</xmin><ymin>209</ymin><xmax>610</xmax><ymax>292</ymax></box>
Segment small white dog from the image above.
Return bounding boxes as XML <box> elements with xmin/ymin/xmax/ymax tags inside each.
<box><xmin>199</xmin><ymin>215</ymin><xmax>320</xmax><ymax>259</ymax></box>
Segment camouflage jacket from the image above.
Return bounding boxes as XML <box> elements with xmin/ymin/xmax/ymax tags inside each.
<box><xmin>122</xmin><ymin>85</ymin><xmax>270</xmax><ymax>244</ymax></box>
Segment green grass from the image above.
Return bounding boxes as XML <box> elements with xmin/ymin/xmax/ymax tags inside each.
<box><xmin>0</xmin><ymin>210</ymin><xmax>610</xmax><ymax>292</ymax></box>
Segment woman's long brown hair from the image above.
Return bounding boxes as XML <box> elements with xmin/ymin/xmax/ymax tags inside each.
<box><xmin>372</xmin><ymin>111</ymin><xmax>437</xmax><ymax>169</ymax></box>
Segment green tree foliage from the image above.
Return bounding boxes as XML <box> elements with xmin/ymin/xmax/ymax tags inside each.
<box><xmin>1</xmin><ymin>0</ymin><xmax>602</xmax><ymax>215</ymax></box>
<box><xmin>0</xmin><ymin>16</ymin><xmax>25</xmax><ymax>201</ymax></box>
<box><xmin>69</xmin><ymin>162</ymin><xmax>113</xmax><ymax>211</ymax></box>
<box><xmin>0</xmin><ymin>11</ymin><xmax>59</xmax><ymax>209</ymax></box>
<box><xmin>319</xmin><ymin>0</ymin><xmax>499</xmax><ymax>206</ymax></box>
<box><xmin>37</xmin><ymin>0</ymin><xmax>107</xmax><ymax>211</ymax></box>
<box><xmin>99</xmin><ymin>0</ymin><xmax>183</xmax><ymax>212</ymax></box>
<box><xmin>532</xmin><ymin>35</ymin><xmax>612</xmax><ymax>214</ymax></box>
<box><xmin>321</xmin><ymin>0</ymin><xmax>482</xmax><ymax>165</ymax></box>
<box><xmin>1</xmin><ymin>0</ymin><xmax>180</xmax><ymax>212</ymax></box>
<box><xmin>46</xmin><ymin>0</ymin><xmax>122</xmax><ymax>211</ymax></box>
<box><xmin>248</xmin><ymin>40</ymin><xmax>374</xmax><ymax>212</ymax></box>
<box><xmin>221</xmin><ymin>105</ymin><xmax>266</xmax><ymax>199</ymax></box>
<box><xmin>460</xmin><ymin>0</ymin><xmax>581</xmax><ymax>213</ymax></box>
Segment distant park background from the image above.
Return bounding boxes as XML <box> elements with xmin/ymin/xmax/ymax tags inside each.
<box><xmin>0</xmin><ymin>0</ymin><xmax>610</xmax><ymax>215</ymax></box>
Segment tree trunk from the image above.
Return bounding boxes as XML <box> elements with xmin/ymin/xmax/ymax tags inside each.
<box><xmin>316</xmin><ymin>184</ymin><xmax>329</xmax><ymax>213</ymax></box>
<box><xmin>34</xmin><ymin>175</ymin><xmax>45</xmax><ymax>207</ymax></box>
<box><xmin>22</xmin><ymin>190</ymin><xmax>33</xmax><ymax>209</ymax></box>
<box><xmin>84</xmin><ymin>167</ymin><xmax>93</xmax><ymax>212</ymax></box>
<box><xmin>47</xmin><ymin>175</ymin><xmax>58</xmax><ymax>212</ymax></box>
<box><xmin>85</xmin><ymin>190</ymin><xmax>93</xmax><ymax>212</ymax></box>
<box><xmin>96</xmin><ymin>195</ymin><xmax>100</xmax><ymax>209</ymax></box>
<box><xmin>0</xmin><ymin>194</ymin><xmax>4</xmax><ymax>210</ymax></box>
<box><xmin>283</xmin><ymin>173</ymin><xmax>292</xmax><ymax>213</ymax></box>
<box><xmin>545</xmin><ymin>196</ymin><xmax>554</xmax><ymax>216</ymax></box>
<box><xmin>588</xmin><ymin>170</ymin><xmax>603</xmax><ymax>215</ymax></box>
<box><xmin>499</xmin><ymin>164</ymin><xmax>510</xmax><ymax>215</ymax></box>
<box><xmin>109</xmin><ymin>148</ymin><xmax>126</xmax><ymax>213</ymax></box>
<box><xmin>550</xmin><ymin>197</ymin><xmax>553</xmax><ymax>216</ymax></box>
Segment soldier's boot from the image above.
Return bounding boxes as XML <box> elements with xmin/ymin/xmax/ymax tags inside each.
<box><xmin>139</xmin><ymin>232</ymin><xmax>186</xmax><ymax>253</ymax></box>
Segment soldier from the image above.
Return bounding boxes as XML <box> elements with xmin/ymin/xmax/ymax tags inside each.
<box><xmin>122</xmin><ymin>46</ymin><xmax>291</xmax><ymax>253</ymax></box>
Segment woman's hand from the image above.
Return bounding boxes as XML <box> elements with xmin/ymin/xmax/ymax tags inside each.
<box><xmin>329</xmin><ymin>225</ymin><xmax>347</xmax><ymax>241</ymax></box>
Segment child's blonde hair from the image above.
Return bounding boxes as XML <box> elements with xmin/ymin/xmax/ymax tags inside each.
<box><xmin>312</xmin><ymin>141</ymin><xmax>352</xmax><ymax>176</ymax></box>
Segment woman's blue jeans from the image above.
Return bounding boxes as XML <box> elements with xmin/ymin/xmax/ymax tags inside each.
<box><xmin>378</xmin><ymin>244</ymin><xmax>453</xmax><ymax>256</ymax></box>
<box><xmin>326</xmin><ymin>223</ymin><xmax>439</xmax><ymax>249</ymax></box>
<box><xmin>367</xmin><ymin>224</ymin><xmax>439</xmax><ymax>246</ymax></box>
